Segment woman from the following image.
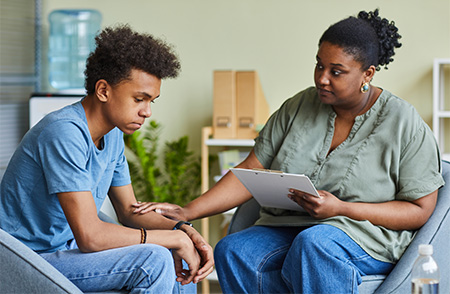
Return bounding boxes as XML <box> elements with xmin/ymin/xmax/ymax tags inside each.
<box><xmin>136</xmin><ymin>9</ymin><xmax>444</xmax><ymax>293</ymax></box>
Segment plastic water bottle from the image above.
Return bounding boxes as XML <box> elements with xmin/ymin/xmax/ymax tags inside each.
<box><xmin>48</xmin><ymin>9</ymin><xmax>102</xmax><ymax>91</ymax></box>
<box><xmin>411</xmin><ymin>244</ymin><xmax>439</xmax><ymax>294</ymax></box>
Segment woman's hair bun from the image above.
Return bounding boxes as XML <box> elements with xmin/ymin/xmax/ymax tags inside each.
<box><xmin>357</xmin><ymin>9</ymin><xmax>402</xmax><ymax>70</ymax></box>
<box><xmin>319</xmin><ymin>9</ymin><xmax>402</xmax><ymax>71</ymax></box>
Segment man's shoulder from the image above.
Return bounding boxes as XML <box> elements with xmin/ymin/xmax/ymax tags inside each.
<box><xmin>33</xmin><ymin>103</ymin><xmax>89</xmax><ymax>141</ymax></box>
<box><xmin>40</xmin><ymin>102</ymin><xmax>85</xmax><ymax>127</ymax></box>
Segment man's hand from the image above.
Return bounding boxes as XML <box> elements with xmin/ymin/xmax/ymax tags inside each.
<box><xmin>162</xmin><ymin>230</ymin><xmax>201</xmax><ymax>285</ymax></box>
<box><xmin>132</xmin><ymin>201</ymin><xmax>187</xmax><ymax>221</ymax></box>
<box><xmin>178</xmin><ymin>224</ymin><xmax>214</xmax><ymax>283</ymax></box>
<box><xmin>132</xmin><ymin>202</ymin><xmax>214</xmax><ymax>283</ymax></box>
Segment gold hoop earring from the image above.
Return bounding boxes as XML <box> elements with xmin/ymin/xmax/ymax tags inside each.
<box><xmin>361</xmin><ymin>82</ymin><xmax>370</xmax><ymax>93</ymax></box>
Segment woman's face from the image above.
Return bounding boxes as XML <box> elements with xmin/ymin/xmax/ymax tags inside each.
<box><xmin>314</xmin><ymin>41</ymin><xmax>373</xmax><ymax>111</ymax></box>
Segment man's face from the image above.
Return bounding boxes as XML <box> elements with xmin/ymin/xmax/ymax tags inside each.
<box><xmin>104</xmin><ymin>69</ymin><xmax>161</xmax><ymax>135</ymax></box>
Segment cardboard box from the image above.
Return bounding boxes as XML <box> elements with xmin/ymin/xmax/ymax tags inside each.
<box><xmin>213</xmin><ymin>70</ymin><xmax>236</xmax><ymax>139</ymax></box>
<box><xmin>235</xmin><ymin>71</ymin><xmax>269</xmax><ymax>139</ymax></box>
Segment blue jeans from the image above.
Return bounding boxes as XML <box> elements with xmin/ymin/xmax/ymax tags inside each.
<box><xmin>40</xmin><ymin>242</ymin><xmax>196</xmax><ymax>294</ymax></box>
<box><xmin>215</xmin><ymin>224</ymin><xmax>394</xmax><ymax>294</ymax></box>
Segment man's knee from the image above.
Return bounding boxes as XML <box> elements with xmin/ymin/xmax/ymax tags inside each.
<box><xmin>139</xmin><ymin>244</ymin><xmax>174</xmax><ymax>269</ymax></box>
<box><xmin>129</xmin><ymin>244</ymin><xmax>176</xmax><ymax>290</ymax></box>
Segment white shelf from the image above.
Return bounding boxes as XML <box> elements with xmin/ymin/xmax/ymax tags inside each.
<box><xmin>205</xmin><ymin>138</ymin><xmax>255</xmax><ymax>147</ymax></box>
<box><xmin>435</xmin><ymin>111</ymin><xmax>450</xmax><ymax>118</ymax></box>
<box><xmin>200</xmin><ymin>127</ymin><xmax>255</xmax><ymax>293</ymax></box>
<box><xmin>432</xmin><ymin>58</ymin><xmax>450</xmax><ymax>158</ymax></box>
<box><xmin>443</xmin><ymin>153</ymin><xmax>450</xmax><ymax>162</ymax></box>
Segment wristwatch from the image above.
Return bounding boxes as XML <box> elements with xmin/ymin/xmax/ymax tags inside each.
<box><xmin>173</xmin><ymin>221</ymin><xmax>193</xmax><ymax>230</ymax></box>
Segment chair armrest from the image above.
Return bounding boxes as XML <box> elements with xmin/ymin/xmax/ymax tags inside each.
<box><xmin>375</xmin><ymin>160</ymin><xmax>450</xmax><ymax>293</ymax></box>
<box><xmin>0</xmin><ymin>228</ymin><xmax>82</xmax><ymax>293</ymax></box>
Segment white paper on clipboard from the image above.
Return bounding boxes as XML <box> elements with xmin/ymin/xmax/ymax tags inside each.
<box><xmin>230</xmin><ymin>168</ymin><xmax>319</xmax><ymax>212</ymax></box>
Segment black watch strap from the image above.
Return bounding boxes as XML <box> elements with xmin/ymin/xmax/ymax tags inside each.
<box><xmin>173</xmin><ymin>221</ymin><xmax>193</xmax><ymax>230</ymax></box>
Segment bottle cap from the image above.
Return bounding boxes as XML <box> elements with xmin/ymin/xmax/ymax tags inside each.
<box><xmin>418</xmin><ymin>244</ymin><xmax>433</xmax><ymax>255</ymax></box>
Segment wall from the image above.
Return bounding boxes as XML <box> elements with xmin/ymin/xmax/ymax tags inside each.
<box><xmin>0</xmin><ymin>0</ymin><xmax>36</xmax><ymax>176</ymax></box>
<box><xmin>41</xmin><ymin>0</ymin><xmax>450</xmax><ymax>153</ymax></box>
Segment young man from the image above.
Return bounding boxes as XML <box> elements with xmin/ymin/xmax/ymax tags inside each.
<box><xmin>0</xmin><ymin>25</ymin><xmax>213</xmax><ymax>293</ymax></box>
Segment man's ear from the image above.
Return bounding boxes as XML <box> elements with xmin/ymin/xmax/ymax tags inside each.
<box><xmin>95</xmin><ymin>79</ymin><xmax>109</xmax><ymax>102</ymax></box>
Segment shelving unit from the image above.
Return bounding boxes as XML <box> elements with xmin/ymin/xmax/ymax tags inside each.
<box><xmin>432</xmin><ymin>58</ymin><xmax>450</xmax><ymax>161</ymax></box>
<box><xmin>200</xmin><ymin>126</ymin><xmax>254</xmax><ymax>294</ymax></box>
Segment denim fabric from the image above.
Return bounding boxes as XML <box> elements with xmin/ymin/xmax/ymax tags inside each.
<box><xmin>40</xmin><ymin>243</ymin><xmax>196</xmax><ymax>294</ymax></box>
<box><xmin>215</xmin><ymin>224</ymin><xmax>393</xmax><ymax>294</ymax></box>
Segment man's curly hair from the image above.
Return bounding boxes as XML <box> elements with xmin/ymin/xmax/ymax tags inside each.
<box><xmin>319</xmin><ymin>9</ymin><xmax>402</xmax><ymax>71</ymax></box>
<box><xmin>84</xmin><ymin>24</ymin><xmax>181</xmax><ymax>94</ymax></box>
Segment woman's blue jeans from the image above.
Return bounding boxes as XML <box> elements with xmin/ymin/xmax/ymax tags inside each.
<box><xmin>40</xmin><ymin>242</ymin><xmax>196</xmax><ymax>294</ymax></box>
<box><xmin>215</xmin><ymin>224</ymin><xmax>394</xmax><ymax>294</ymax></box>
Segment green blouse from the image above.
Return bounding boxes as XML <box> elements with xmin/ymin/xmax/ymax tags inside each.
<box><xmin>253</xmin><ymin>87</ymin><xmax>445</xmax><ymax>263</ymax></box>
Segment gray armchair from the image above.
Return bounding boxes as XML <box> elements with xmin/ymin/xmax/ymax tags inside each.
<box><xmin>227</xmin><ymin>160</ymin><xmax>450</xmax><ymax>293</ymax></box>
<box><xmin>0</xmin><ymin>212</ymin><xmax>126</xmax><ymax>294</ymax></box>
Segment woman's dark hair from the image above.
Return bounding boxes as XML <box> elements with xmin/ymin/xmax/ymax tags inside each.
<box><xmin>319</xmin><ymin>9</ymin><xmax>402</xmax><ymax>71</ymax></box>
<box><xmin>84</xmin><ymin>24</ymin><xmax>181</xmax><ymax>94</ymax></box>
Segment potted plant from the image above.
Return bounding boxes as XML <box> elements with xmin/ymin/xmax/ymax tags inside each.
<box><xmin>124</xmin><ymin>120</ymin><xmax>201</xmax><ymax>206</ymax></box>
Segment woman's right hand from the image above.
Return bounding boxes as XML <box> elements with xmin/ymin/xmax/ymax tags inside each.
<box><xmin>132</xmin><ymin>201</ymin><xmax>188</xmax><ymax>221</ymax></box>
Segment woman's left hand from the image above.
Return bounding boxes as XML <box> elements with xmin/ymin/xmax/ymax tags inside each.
<box><xmin>288</xmin><ymin>189</ymin><xmax>344</xmax><ymax>219</ymax></box>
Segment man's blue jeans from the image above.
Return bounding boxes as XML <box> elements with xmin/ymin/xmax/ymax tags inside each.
<box><xmin>215</xmin><ymin>224</ymin><xmax>394</xmax><ymax>294</ymax></box>
<box><xmin>40</xmin><ymin>242</ymin><xmax>196</xmax><ymax>293</ymax></box>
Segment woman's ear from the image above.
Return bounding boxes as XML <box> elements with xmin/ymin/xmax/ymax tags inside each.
<box><xmin>364</xmin><ymin>65</ymin><xmax>377</xmax><ymax>83</ymax></box>
<box><xmin>95</xmin><ymin>79</ymin><xmax>109</xmax><ymax>102</ymax></box>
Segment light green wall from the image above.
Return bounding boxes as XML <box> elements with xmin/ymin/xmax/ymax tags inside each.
<box><xmin>41</xmin><ymin>0</ymin><xmax>450</xmax><ymax>153</ymax></box>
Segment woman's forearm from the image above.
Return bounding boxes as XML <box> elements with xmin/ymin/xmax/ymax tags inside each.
<box><xmin>185</xmin><ymin>149</ymin><xmax>264</xmax><ymax>220</ymax></box>
<box><xmin>184</xmin><ymin>170</ymin><xmax>253</xmax><ymax>220</ymax></box>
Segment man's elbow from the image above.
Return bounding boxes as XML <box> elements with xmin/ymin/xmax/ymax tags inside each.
<box><xmin>116</xmin><ymin>212</ymin><xmax>134</xmax><ymax>228</ymax></box>
<box><xmin>75</xmin><ymin>231</ymin><xmax>106</xmax><ymax>253</ymax></box>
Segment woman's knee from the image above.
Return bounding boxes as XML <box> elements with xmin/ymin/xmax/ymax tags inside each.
<box><xmin>214</xmin><ymin>229</ymin><xmax>261</xmax><ymax>268</ymax></box>
<box><xmin>214</xmin><ymin>228</ymin><xmax>259</xmax><ymax>262</ymax></box>
<box><xmin>293</xmin><ymin>225</ymin><xmax>339</xmax><ymax>251</ymax></box>
<box><xmin>214</xmin><ymin>235</ymin><xmax>235</xmax><ymax>264</ymax></box>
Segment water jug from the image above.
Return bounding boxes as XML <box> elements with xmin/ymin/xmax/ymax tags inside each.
<box><xmin>48</xmin><ymin>9</ymin><xmax>102</xmax><ymax>90</ymax></box>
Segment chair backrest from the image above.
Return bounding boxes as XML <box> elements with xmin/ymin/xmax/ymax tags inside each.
<box><xmin>227</xmin><ymin>197</ymin><xmax>261</xmax><ymax>235</ymax></box>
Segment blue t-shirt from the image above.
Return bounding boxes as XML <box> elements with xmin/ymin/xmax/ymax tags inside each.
<box><xmin>0</xmin><ymin>101</ymin><xmax>131</xmax><ymax>253</ymax></box>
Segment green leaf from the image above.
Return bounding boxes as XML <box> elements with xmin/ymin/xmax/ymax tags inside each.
<box><xmin>124</xmin><ymin>120</ymin><xmax>201</xmax><ymax>206</ymax></box>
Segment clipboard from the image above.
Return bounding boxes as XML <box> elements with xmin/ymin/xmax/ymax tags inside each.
<box><xmin>230</xmin><ymin>168</ymin><xmax>319</xmax><ymax>212</ymax></box>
